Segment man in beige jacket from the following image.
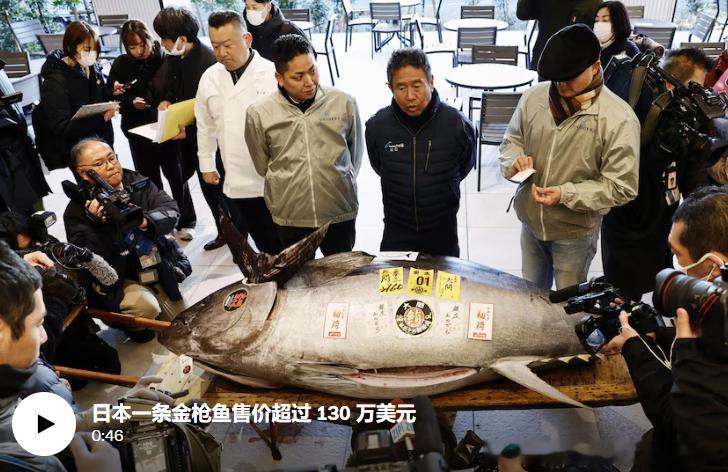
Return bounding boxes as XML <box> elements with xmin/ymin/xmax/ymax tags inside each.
<box><xmin>499</xmin><ymin>24</ymin><xmax>640</xmax><ymax>290</ymax></box>
<box><xmin>245</xmin><ymin>34</ymin><xmax>362</xmax><ymax>255</ymax></box>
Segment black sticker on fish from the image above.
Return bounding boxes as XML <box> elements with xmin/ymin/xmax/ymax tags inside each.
<box><xmin>396</xmin><ymin>300</ymin><xmax>433</xmax><ymax>336</ymax></box>
<box><xmin>224</xmin><ymin>289</ymin><xmax>248</xmax><ymax>311</ymax></box>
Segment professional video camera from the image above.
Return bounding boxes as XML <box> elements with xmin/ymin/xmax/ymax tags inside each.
<box><xmin>549</xmin><ymin>279</ymin><xmax>665</xmax><ymax>354</ymax></box>
<box><xmin>654</xmin><ymin>266</ymin><xmax>728</xmax><ymax>362</ymax></box>
<box><xmin>604</xmin><ymin>51</ymin><xmax>728</xmax><ymax>170</ymax></box>
<box><xmin>62</xmin><ymin>169</ymin><xmax>147</xmax><ymax>233</ymax></box>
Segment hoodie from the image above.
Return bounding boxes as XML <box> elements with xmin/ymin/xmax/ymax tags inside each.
<box><xmin>243</xmin><ymin>4</ymin><xmax>308</xmax><ymax>62</ymax></box>
<box><xmin>39</xmin><ymin>49</ymin><xmax>114</xmax><ymax>160</ymax></box>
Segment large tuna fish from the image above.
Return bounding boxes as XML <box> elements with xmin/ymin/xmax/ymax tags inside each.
<box><xmin>159</xmin><ymin>221</ymin><xmax>590</xmax><ymax>405</ymax></box>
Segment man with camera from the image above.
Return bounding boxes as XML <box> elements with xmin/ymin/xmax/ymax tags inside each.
<box><xmin>0</xmin><ymin>240</ymin><xmax>177</xmax><ymax>471</ymax></box>
<box><xmin>64</xmin><ymin>138</ymin><xmax>191</xmax><ymax>342</ymax></box>
<box><xmin>602</xmin><ymin>48</ymin><xmax>714</xmax><ymax>300</ymax></box>
<box><xmin>607</xmin><ymin>186</ymin><xmax>728</xmax><ymax>471</ymax></box>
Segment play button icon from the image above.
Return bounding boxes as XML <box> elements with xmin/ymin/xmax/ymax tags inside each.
<box><xmin>12</xmin><ymin>392</ymin><xmax>76</xmax><ymax>456</ymax></box>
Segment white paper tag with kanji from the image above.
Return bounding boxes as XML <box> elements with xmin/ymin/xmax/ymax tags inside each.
<box><xmin>438</xmin><ymin>302</ymin><xmax>465</xmax><ymax>338</ymax></box>
<box><xmin>467</xmin><ymin>303</ymin><xmax>494</xmax><ymax>341</ymax></box>
<box><xmin>323</xmin><ymin>303</ymin><xmax>349</xmax><ymax>339</ymax></box>
<box><xmin>364</xmin><ymin>302</ymin><xmax>389</xmax><ymax>338</ymax></box>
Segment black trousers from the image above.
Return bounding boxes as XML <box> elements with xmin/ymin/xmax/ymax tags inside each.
<box><xmin>126</xmin><ymin>132</ymin><xmax>197</xmax><ymax>229</ymax></box>
<box><xmin>275</xmin><ymin>219</ymin><xmax>356</xmax><ymax>256</ymax></box>
<box><xmin>178</xmin><ymin>131</ymin><xmax>225</xmax><ymax>234</ymax></box>
<box><xmin>381</xmin><ymin>218</ymin><xmax>459</xmax><ymax>257</ymax></box>
<box><xmin>227</xmin><ymin>196</ymin><xmax>282</xmax><ymax>254</ymax></box>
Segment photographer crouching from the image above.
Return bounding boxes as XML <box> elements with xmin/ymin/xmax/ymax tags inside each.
<box><xmin>64</xmin><ymin>138</ymin><xmax>191</xmax><ymax>342</ymax></box>
<box><xmin>606</xmin><ymin>186</ymin><xmax>728</xmax><ymax>471</ymax></box>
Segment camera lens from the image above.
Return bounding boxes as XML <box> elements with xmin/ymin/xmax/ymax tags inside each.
<box><xmin>654</xmin><ymin>269</ymin><xmax>717</xmax><ymax>320</ymax></box>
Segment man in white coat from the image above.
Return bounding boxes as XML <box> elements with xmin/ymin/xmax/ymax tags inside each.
<box><xmin>196</xmin><ymin>10</ymin><xmax>282</xmax><ymax>253</ymax></box>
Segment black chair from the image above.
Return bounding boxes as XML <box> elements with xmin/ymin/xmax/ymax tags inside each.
<box><xmin>518</xmin><ymin>19</ymin><xmax>537</xmax><ymax>69</ymax></box>
<box><xmin>633</xmin><ymin>25</ymin><xmax>676</xmax><ymax>49</ymax></box>
<box><xmin>456</xmin><ymin>27</ymin><xmax>497</xmax><ymax>65</ymax></box>
<box><xmin>0</xmin><ymin>51</ymin><xmax>31</xmax><ymax>78</ymax></box>
<box><xmin>718</xmin><ymin>0</ymin><xmax>728</xmax><ymax>41</ymax></box>
<box><xmin>410</xmin><ymin>18</ymin><xmax>455</xmax><ymax>60</ymax></box>
<box><xmin>340</xmin><ymin>0</ymin><xmax>372</xmax><ymax>52</ymax></box>
<box><xmin>4</xmin><ymin>14</ymin><xmax>47</xmax><ymax>57</ymax></box>
<box><xmin>461</xmin><ymin>5</ymin><xmax>495</xmax><ymax>19</ymax></box>
<box><xmin>370</xmin><ymin>2</ymin><xmax>406</xmax><ymax>58</ymax></box>
<box><xmin>416</xmin><ymin>0</ymin><xmax>444</xmax><ymax>43</ymax></box>
<box><xmin>472</xmin><ymin>45</ymin><xmax>518</xmax><ymax>66</ymax></box>
<box><xmin>315</xmin><ymin>17</ymin><xmax>340</xmax><ymax>85</ymax></box>
<box><xmin>626</xmin><ymin>5</ymin><xmax>645</xmax><ymax>19</ymax></box>
<box><xmin>476</xmin><ymin>91</ymin><xmax>522</xmax><ymax>191</ymax></box>
<box><xmin>689</xmin><ymin>12</ymin><xmax>717</xmax><ymax>42</ymax></box>
<box><xmin>679</xmin><ymin>41</ymin><xmax>725</xmax><ymax>60</ymax></box>
<box><xmin>281</xmin><ymin>8</ymin><xmax>312</xmax><ymax>37</ymax></box>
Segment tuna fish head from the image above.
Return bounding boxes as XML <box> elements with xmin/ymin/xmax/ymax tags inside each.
<box><xmin>159</xmin><ymin>280</ymin><xmax>277</xmax><ymax>365</ymax></box>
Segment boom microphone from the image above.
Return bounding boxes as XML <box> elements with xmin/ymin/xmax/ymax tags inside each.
<box><xmin>548</xmin><ymin>277</ymin><xmax>608</xmax><ymax>304</ymax></box>
<box><xmin>46</xmin><ymin>242</ymin><xmax>119</xmax><ymax>286</ymax></box>
<box><xmin>79</xmin><ymin>252</ymin><xmax>119</xmax><ymax>286</ymax></box>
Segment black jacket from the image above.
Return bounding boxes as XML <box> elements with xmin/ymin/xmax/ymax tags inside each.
<box><xmin>517</xmin><ymin>0</ymin><xmax>601</xmax><ymax>71</ymax></box>
<box><xmin>0</xmin><ymin>69</ymin><xmax>50</xmax><ymax>214</ymax></box>
<box><xmin>39</xmin><ymin>49</ymin><xmax>114</xmax><ymax>158</ymax></box>
<box><xmin>63</xmin><ymin>169</ymin><xmax>190</xmax><ymax>311</ymax></box>
<box><xmin>623</xmin><ymin>332</ymin><xmax>728</xmax><ymax>471</ymax></box>
<box><xmin>365</xmin><ymin>90</ymin><xmax>476</xmax><ymax>231</ymax></box>
<box><xmin>243</xmin><ymin>5</ymin><xmax>308</xmax><ymax>62</ymax></box>
<box><xmin>108</xmin><ymin>42</ymin><xmax>165</xmax><ymax>132</ymax></box>
<box><xmin>600</xmin><ymin>38</ymin><xmax>640</xmax><ymax>69</ymax></box>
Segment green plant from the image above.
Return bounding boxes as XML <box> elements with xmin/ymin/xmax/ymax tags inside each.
<box><xmin>1</xmin><ymin>0</ymin><xmax>58</xmax><ymax>51</ymax></box>
<box><xmin>306</xmin><ymin>0</ymin><xmax>330</xmax><ymax>32</ymax></box>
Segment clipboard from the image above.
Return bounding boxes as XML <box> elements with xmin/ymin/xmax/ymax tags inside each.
<box><xmin>71</xmin><ymin>101</ymin><xmax>118</xmax><ymax>121</ymax></box>
<box><xmin>128</xmin><ymin>98</ymin><xmax>196</xmax><ymax>143</ymax></box>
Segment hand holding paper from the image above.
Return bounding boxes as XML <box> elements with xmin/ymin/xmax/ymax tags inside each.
<box><xmin>128</xmin><ymin>98</ymin><xmax>196</xmax><ymax>143</ymax></box>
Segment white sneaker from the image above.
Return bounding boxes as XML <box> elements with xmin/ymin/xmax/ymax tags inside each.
<box><xmin>177</xmin><ymin>227</ymin><xmax>196</xmax><ymax>241</ymax></box>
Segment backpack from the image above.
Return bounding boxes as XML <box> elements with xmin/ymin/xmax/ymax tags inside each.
<box><xmin>31</xmin><ymin>102</ymin><xmax>68</xmax><ymax>170</ymax></box>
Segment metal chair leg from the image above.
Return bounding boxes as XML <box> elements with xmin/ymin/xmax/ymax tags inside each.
<box><xmin>345</xmin><ymin>25</ymin><xmax>349</xmax><ymax>51</ymax></box>
<box><xmin>477</xmin><ymin>142</ymin><xmax>482</xmax><ymax>192</ymax></box>
<box><xmin>326</xmin><ymin>49</ymin><xmax>335</xmax><ymax>85</ymax></box>
<box><xmin>331</xmin><ymin>40</ymin><xmax>340</xmax><ymax>77</ymax></box>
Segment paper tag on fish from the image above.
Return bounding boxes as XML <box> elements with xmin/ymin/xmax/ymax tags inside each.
<box><xmin>436</xmin><ymin>271</ymin><xmax>461</xmax><ymax>300</ymax></box>
<box><xmin>379</xmin><ymin>268</ymin><xmax>404</xmax><ymax>294</ymax></box>
<box><xmin>323</xmin><ymin>303</ymin><xmax>349</xmax><ymax>339</ymax></box>
<box><xmin>467</xmin><ymin>303</ymin><xmax>494</xmax><ymax>341</ymax></box>
<box><xmin>407</xmin><ymin>268</ymin><xmax>434</xmax><ymax>296</ymax></box>
<box><xmin>375</xmin><ymin>251</ymin><xmax>420</xmax><ymax>261</ymax></box>
<box><xmin>438</xmin><ymin>302</ymin><xmax>465</xmax><ymax>337</ymax></box>
<box><xmin>364</xmin><ymin>302</ymin><xmax>390</xmax><ymax>337</ymax></box>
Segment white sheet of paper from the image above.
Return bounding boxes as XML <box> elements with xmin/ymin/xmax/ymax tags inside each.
<box><xmin>509</xmin><ymin>168</ymin><xmax>536</xmax><ymax>184</ymax></box>
<box><xmin>375</xmin><ymin>251</ymin><xmax>420</xmax><ymax>261</ymax></box>
<box><xmin>71</xmin><ymin>101</ymin><xmax>117</xmax><ymax>121</ymax></box>
<box><xmin>128</xmin><ymin>123</ymin><xmax>159</xmax><ymax>141</ymax></box>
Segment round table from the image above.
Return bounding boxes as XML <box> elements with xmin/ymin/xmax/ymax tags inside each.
<box><xmin>93</xmin><ymin>25</ymin><xmax>118</xmax><ymax>37</ymax></box>
<box><xmin>631</xmin><ymin>19</ymin><xmax>677</xmax><ymax>30</ymax></box>
<box><xmin>374</xmin><ymin>0</ymin><xmax>421</xmax><ymax>8</ymax></box>
<box><xmin>444</xmin><ymin>18</ymin><xmax>509</xmax><ymax>31</ymax></box>
<box><xmin>445</xmin><ymin>63</ymin><xmax>537</xmax><ymax>90</ymax></box>
<box><xmin>293</xmin><ymin>20</ymin><xmax>314</xmax><ymax>31</ymax></box>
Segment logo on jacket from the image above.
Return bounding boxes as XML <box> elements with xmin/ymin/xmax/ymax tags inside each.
<box><xmin>385</xmin><ymin>141</ymin><xmax>405</xmax><ymax>152</ymax></box>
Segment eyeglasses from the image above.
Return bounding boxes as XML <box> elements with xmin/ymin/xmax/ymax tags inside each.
<box><xmin>76</xmin><ymin>154</ymin><xmax>118</xmax><ymax>170</ymax></box>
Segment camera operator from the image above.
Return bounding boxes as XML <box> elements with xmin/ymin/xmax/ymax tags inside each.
<box><xmin>0</xmin><ymin>240</ymin><xmax>177</xmax><ymax>471</ymax></box>
<box><xmin>605</xmin><ymin>186</ymin><xmax>728</xmax><ymax>471</ymax></box>
<box><xmin>601</xmin><ymin>48</ymin><xmax>714</xmax><ymax>301</ymax></box>
<box><xmin>64</xmin><ymin>138</ymin><xmax>191</xmax><ymax>343</ymax></box>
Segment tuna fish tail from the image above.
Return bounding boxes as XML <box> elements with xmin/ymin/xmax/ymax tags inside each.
<box><xmin>220</xmin><ymin>214</ymin><xmax>329</xmax><ymax>284</ymax></box>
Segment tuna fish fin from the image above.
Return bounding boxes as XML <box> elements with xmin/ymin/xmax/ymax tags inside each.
<box><xmin>220</xmin><ymin>214</ymin><xmax>329</xmax><ymax>284</ymax></box>
<box><xmin>490</xmin><ymin>357</ymin><xmax>590</xmax><ymax>409</ymax></box>
<box><xmin>195</xmin><ymin>360</ymin><xmax>284</xmax><ymax>389</ymax></box>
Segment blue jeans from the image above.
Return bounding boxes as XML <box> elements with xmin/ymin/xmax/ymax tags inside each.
<box><xmin>520</xmin><ymin>225</ymin><xmax>599</xmax><ymax>290</ymax></box>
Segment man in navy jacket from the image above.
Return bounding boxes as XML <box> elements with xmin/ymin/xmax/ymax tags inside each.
<box><xmin>365</xmin><ymin>48</ymin><xmax>475</xmax><ymax>257</ymax></box>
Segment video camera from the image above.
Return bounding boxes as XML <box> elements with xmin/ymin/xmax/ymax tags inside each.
<box><xmin>62</xmin><ymin>169</ymin><xmax>147</xmax><ymax>233</ymax></box>
<box><xmin>604</xmin><ymin>51</ymin><xmax>728</xmax><ymax>170</ymax></box>
<box><xmin>554</xmin><ymin>267</ymin><xmax>728</xmax><ymax>361</ymax></box>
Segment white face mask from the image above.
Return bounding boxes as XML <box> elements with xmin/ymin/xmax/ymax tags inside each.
<box><xmin>673</xmin><ymin>253</ymin><xmax>723</xmax><ymax>280</ymax></box>
<box><xmin>77</xmin><ymin>50</ymin><xmax>97</xmax><ymax>67</ymax></box>
<box><xmin>165</xmin><ymin>37</ymin><xmax>186</xmax><ymax>56</ymax></box>
<box><xmin>593</xmin><ymin>21</ymin><xmax>614</xmax><ymax>46</ymax></box>
<box><xmin>247</xmin><ymin>8</ymin><xmax>267</xmax><ymax>26</ymax></box>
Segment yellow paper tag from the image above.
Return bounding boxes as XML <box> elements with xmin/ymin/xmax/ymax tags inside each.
<box><xmin>436</xmin><ymin>271</ymin><xmax>461</xmax><ymax>300</ymax></box>
<box><xmin>379</xmin><ymin>268</ymin><xmax>404</xmax><ymax>294</ymax></box>
<box><xmin>407</xmin><ymin>268</ymin><xmax>434</xmax><ymax>296</ymax></box>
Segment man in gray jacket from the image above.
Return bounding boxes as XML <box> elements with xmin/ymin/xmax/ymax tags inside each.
<box><xmin>499</xmin><ymin>24</ymin><xmax>639</xmax><ymax>290</ymax></box>
<box><xmin>245</xmin><ymin>34</ymin><xmax>362</xmax><ymax>255</ymax></box>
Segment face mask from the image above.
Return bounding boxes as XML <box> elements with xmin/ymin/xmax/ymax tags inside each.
<box><xmin>673</xmin><ymin>253</ymin><xmax>722</xmax><ymax>280</ymax></box>
<box><xmin>165</xmin><ymin>37</ymin><xmax>186</xmax><ymax>56</ymax></box>
<box><xmin>77</xmin><ymin>50</ymin><xmax>97</xmax><ymax>67</ymax></box>
<box><xmin>593</xmin><ymin>21</ymin><xmax>614</xmax><ymax>45</ymax></box>
<box><xmin>247</xmin><ymin>8</ymin><xmax>267</xmax><ymax>26</ymax></box>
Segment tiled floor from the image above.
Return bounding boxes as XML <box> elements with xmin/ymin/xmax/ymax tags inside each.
<box><xmin>36</xmin><ymin>25</ymin><xmax>697</xmax><ymax>470</ymax></box>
